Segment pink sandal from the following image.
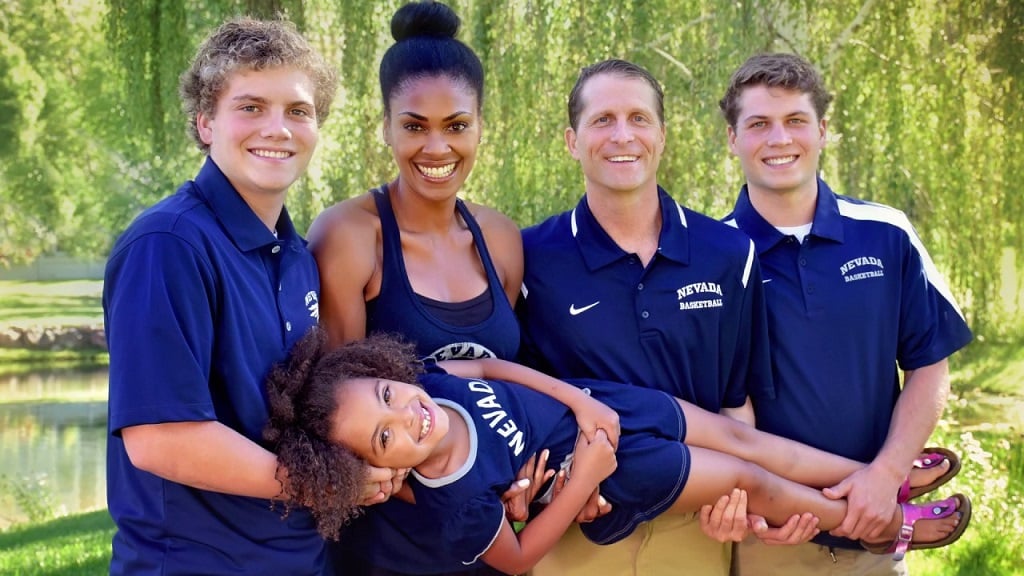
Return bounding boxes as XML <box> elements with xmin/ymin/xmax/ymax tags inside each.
<box><xmin>897</xmin><ymin>447</ymin><xmax>961</xmax><ymax>503</ymax></box>
<box><xmin>862</xmin><ymin>493</ymin><xmax>971</xmax><ymax>560</ymax></box>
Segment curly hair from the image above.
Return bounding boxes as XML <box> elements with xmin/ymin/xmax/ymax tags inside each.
<box><xmin>263</xmin><ymin>327</ymin><xmax>423</xmax><ymax>539</ymax></box>
<box><xmin>179</xmin><ymin>17</ymin><xmax>338</xmax><ymax>152</ymax></box>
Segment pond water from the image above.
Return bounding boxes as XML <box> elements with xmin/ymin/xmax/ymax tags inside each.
<box><xmin>0</xmin><ymin>369</ymin><xmax>108</xmax><ymax>530</ymax></box>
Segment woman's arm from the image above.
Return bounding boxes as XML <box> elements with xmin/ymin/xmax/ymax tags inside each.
<box><xmin>439</xmin><ymin>358</ymin><xmax>619</xmax><ymax>447</ymax></box>
<box><xmin>307</xmin><ymin>197</ymin><xmax>379</xmax><ymax>347</ymax></box>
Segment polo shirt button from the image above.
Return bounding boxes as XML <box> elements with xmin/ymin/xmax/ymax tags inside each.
<box><xmin>637</xmin><ymin>283</ymin><xmax>644</xmax><ymax>291</ymax></box>
<box><xmin>285</xmin><ymin>321</ymin><xmax>292</xmax><ymax>331</ymax></box>
<box><xmin>641</xmin><ymin>310</ymin><xmax>649</xmax><ymax>319</ymax></box>
<box><xmin>799</xmin><ymin>258</ymin><xmax>807</xmax><ymax>266</ymax></box>
<box><xmin>806</xmin><ymin>285</ymin><xmax>815</xmax><ymax>294</ymax></box>
<box><xmin>272</xmin><ymin>245</ymin><xmax>281</xmax><ymax>254</ymax></box>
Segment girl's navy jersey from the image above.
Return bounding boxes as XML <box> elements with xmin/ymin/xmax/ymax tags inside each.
<box><xmin>365</xmin><ymin>184</ymin><xmax>520</xmax><ymax>361</ymax></box>
<box><xmin>411</xmin><ymin>367</ymin><xmax>691</xmax><ymax>568</ymax></box>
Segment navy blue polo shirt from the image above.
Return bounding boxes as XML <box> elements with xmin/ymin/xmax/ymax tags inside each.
<box><xmin>725</xmin><ymin>179</ymin><xmax>972</xmax><ymax>548</ymax></box>
<box><xmin>519</xmin><ymin>187</ymin><xmax>774</xmax><ymax>412</ymax></box>
<box><xmin>103</xmin><ymin>157</ymin><xmax>324</xmax><ymax>575</ymax></box>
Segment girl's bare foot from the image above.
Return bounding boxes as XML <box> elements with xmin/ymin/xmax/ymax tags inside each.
<box><xmin>903</xmin><ymin>448</ymin><xmax>960</xmax><ymax>501</ymax></box>
<box><xmin>907</xmin><ymin>455</ymin><xmax>951</xmax><ymax>489</ymax></box>
<box><xmin>863</xmin><ymin>494</ymin><xmax>971</xmax><ymax>560</ymax></box>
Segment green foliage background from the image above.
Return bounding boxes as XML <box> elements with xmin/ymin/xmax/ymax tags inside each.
<box><xmin>1</xmin><ymin>0</ymin><xmax>1021</xmax><ymax>337</ymax></box>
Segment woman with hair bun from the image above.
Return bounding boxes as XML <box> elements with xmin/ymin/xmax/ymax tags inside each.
<box><xmin>309</xmin><ymin>2</ymin><xmax>528</xmax><ymax>575</ymax></box>
<box><xmin>309</xmin><ymin>0</ymin><xmax>520</xmax><ymax>364</ymax></box>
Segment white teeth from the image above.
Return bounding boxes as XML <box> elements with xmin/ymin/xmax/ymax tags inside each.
<box><xmin>416</xmin><ymin>163</ymin><xmax>456</xmax><ymax>179</ymax></box>
<box><xmin>764</xmin><ymin>156</ymin><xmax>796</xmax><ymax>166</ymax></box>
<box><xmin>252</xmin><ymin>149</ymin><xmax>291</xmax><ymax>159</ymax></box>
<box><xmin>419</xmin><ymin>407</ymin><xmax>431</xmax><ymax>440</ymax></box>
<box><xmin>608</xmin><ymin>156</ymin><xmax>638</xmax><ymax>162</ymax></box>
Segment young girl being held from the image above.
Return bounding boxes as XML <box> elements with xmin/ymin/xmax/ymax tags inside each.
<box><xmin>265</xmin><ymin>329</ymin><xmax>969</xmax><ymax>576</ymax></box>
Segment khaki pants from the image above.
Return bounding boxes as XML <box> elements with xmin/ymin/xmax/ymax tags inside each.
<box><xmin>733</xmin><ymin>536</ymin><xmax>908</xmax><ymax>576</ymax></box>
<box><xmin>530</xmin><ymin>514</ymin><xmax>730</xmax><ymax>576</ymax></box>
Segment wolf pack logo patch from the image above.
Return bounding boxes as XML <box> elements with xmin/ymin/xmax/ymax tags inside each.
<box><xmin>304</xmin><ymin>291</ymin><xmax>319</xmax><ymax>320</ymax></box>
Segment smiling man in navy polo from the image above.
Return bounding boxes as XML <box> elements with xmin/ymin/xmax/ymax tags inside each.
<box><xmin>518</xmin><ymin>59</ymin><xmax>775</xmax><ymax>576</ymax></box>
<box><xmin>721</xmin><ymin>53</ymin><xmax>973</xmax><ymax>575</ymax></box>
<box><xmin>102</xmin><ymin>18</ymin><xmax>396</xmax><ymax>576</ymax></box>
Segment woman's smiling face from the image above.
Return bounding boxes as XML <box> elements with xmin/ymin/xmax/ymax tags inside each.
<box><xmin>382</xmin><ymin>75</ymin><xmax>482</xmax><ymax>203</ymax></box>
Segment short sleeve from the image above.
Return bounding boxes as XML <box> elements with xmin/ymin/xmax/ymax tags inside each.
<box><xmin>443</xmin><ymin>493</ymin><xmax>506</xmax><ymax>566</ymax></box>
<box><xmin>105</xmin><ymin>232</ymin><xmax>218</xmax><ymax>433</ymax></box>
<box><xmin>895</xmin><ymin>224</ymin><xmax>973</xmax><ymax>369</ymax></box>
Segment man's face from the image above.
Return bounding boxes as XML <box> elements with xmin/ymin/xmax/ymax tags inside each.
<box><xmin>727</xmin><ymin>85</ymin><xmax>826</xmax><ymax>199</ymax></box>
<box><xmin>565</xmin><ymin>73</ymin><xmax>666</xmax><ymax>198</ymax></box>
<box><xmin>197</xmin><ymin>66</ymin><xmax>319</xmax><ymax>201</ymax></box>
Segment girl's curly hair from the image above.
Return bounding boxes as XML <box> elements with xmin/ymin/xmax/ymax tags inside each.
<box><xmin>263</xmin><ymin>327</ymin><xmax>423</xmax><ymax>539</ymax></box>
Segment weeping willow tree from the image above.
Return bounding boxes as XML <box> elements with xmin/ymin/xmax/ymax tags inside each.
<box><xmin>0</xmin><ymin>0</ymin><xmax>136</xmax><ymax>265</ymax></box>
<box><xmin>96</xmin><ymin>0</ymin><xmax>1023</xmax><ymax>337</ymax></box>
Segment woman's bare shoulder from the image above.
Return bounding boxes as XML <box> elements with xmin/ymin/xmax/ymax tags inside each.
<box><xmin>308</xmin><ymin>192</ymin><xmax>380</xmax><ymax>248</ymax></box>
<box><xmin>464</xmin><ymin>200</ymin><xmax>520</xmax><ymax>236</ymax></box>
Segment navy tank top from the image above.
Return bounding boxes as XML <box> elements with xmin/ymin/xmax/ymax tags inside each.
<box><xmin>365</xmin><ymin>184</ymin><xmax>520</xmax><ymax>361</ymax></box>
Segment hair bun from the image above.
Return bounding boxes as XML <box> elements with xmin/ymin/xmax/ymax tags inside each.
<box><xmin>391</xmin><ymin>1</ymin><xmax>460</xmax><ymax>42</ymax></box>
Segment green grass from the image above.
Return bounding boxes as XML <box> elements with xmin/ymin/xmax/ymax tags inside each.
<box><xmin>0</xmin><ymin>280</ymin><xmax>103</xmax><ymax>328</ymax></box>
<box><xmin>0</xmin><ymin>510</ymin><xmax>114</xmax><ymax>576</ymax></box>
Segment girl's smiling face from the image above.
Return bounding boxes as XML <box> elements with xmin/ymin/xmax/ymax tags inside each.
<box><xmin>330</xmin><ymin>377</ymin><xmax>449</xmax><ymax>470</ymax></box>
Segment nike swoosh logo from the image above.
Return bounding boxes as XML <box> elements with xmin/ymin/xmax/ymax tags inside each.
<box><xmin>762</xmin><ymin>279</ymin><xmax>773</xmax><ymax>284</ymax></box>
<box><xmin>569</xmin><ymin>301</ymin><xmax>600</xmax><ymax>315</ymax></box>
